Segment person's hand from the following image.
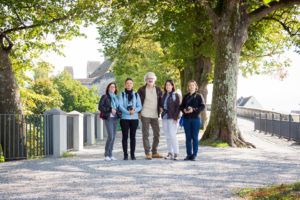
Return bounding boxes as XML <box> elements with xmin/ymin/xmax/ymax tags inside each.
<box><xmin>188</xmin><ymin>109</ymin><xmax>193</xmax><ymax>113</ymax></box>
<box><xmin>173</xmin><ymin>120</ymin><xmax>177</xmax><ymax>124</ymax></box>
<box><xmin>160</xmin><ymin>108</ymin><xmax>163</xmax><ymax>113</ymax></box>
<box><xmin>184</xmin><ymin>108</ymin><xmax>193</xmax><ymax>114</ymax></box>
<box><xmin>130</xmin><ymin>110</ymin><xmax>136</xmax><ymax>115</ymax></box>
<box><xmin>112</xmin><ymin>109</ymin><xmax>116</xmax><ymax>114</ymax></box>
<box><xmin>138</xmin><ymin>113</ymin><xmax>141</xmax><ymax>119</ymax></box>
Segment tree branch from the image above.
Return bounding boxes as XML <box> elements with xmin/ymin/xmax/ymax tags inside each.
<box><xmin>263</xmin><ymin>16</ymin><xmax>299</xmax><ymax>36</ymax></box>
<box><xmin>3</xmin><ymin>12</ymin><xmax>76</xmax><ymax>35</ymax></box>
<box><xmin>201</xmin><ymin>1</ymin><xmax>219</xmax><ymax>21</ymax></box>
<box><xmin>0</xmin><ymin>34</ymin><xmax>14</xmax><ymax>51</ymax></box>
<box><xmin>249</xmin><ymin>0</ymin><xmax>300</xmax><ymax>24</ymax></box>
<box><xmin>12</xmin><ymin>7</ymin><xmax>26</xmax><ymax>27</ymax></box>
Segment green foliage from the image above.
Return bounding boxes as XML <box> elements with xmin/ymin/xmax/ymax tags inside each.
<box><xmin>240</xmin><ymin>7</ymin><xmax>299</xmax><ymax>78</ymax></box>
<box><xmin>0</xmin><ymin>144</ymin><xmax>4</xmax><ymax>162</ymax></box>
<box><xmin>97</xmin><ymin>1</ymin><xmax>213</xmax><ymax>91</ymax></box>
<box><xmin>53</xmin><ymin>71</ymin><xmax>99</xmax><ymax>113</ymax></box>
<box><xmin>61</xmin><ymin>152</ymin><xmax>75</xmax><ymax>158</ymax></box>
<box><xmin>30</xmin><ymin>78</ymin><xmax>63</xmax><ymax>114</ymax></box>
<box><xmin>97</xmin><ymin>1</ymin><xmax>299</xmax><ymax>84</ymax></box>
<box><xmin>1</xmin><ymin>0</ymin><xmax>104</xmax><ymax>73</ymax></box>
<box><xmin>235</xmin><ymin>182</ymin><xmax>300</xmax><ymax>199</ymax></box>
<box><xmin>199</xmin><ymin>139</ymin><xmax>229</xmax><ymax>148</ymax></box>
<box><xmin>111</xmin><ymin>38</ymin><xmax>180</xmax><ymax>91</ymax></box>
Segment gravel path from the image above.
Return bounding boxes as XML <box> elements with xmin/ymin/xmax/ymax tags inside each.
<box><xmin>0</xmin><ymin>117</ymin><xmax>299</xmax><ymax>200</ymax></box>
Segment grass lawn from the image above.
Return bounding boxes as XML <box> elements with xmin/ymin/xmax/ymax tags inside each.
<box><xmin>235</xmin><ymin>182</ymin><xmax>300</xmax><ymax>200</ymax></box>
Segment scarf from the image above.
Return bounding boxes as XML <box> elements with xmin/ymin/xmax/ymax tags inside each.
<box><xmin>109</xmin><ymin>92</ymin><xmax>119</xmax><ymax>109</ymax></box>
<box><xmin>125</xmin><ymin>89</ymin><xmax>133</xmax><ymax>102</ymax></box>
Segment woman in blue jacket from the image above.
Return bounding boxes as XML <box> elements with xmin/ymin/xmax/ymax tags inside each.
<box><xmin>118</xmin><ymin>78</ymin><xmax>142</xmax><ymax>160</ymax></box>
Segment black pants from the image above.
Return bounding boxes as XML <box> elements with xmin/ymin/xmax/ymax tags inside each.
<box><xmin>120</xmin><ymin>119</ymin><xmax>139</xmax><ymax>157</ymax></box>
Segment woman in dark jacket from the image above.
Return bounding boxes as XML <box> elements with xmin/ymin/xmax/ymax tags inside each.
<box><xmin>160</xmin><ymin>80</ymin><xmax>181</xmax><ymax>160</ymax></box>
<box><xmin>179</xmin><ymin>80</ymin><xmax>205</xmax><ymax>161</ymax></box>
<box><xmin>98</xmin><ymin>82</ymin><xmax>120</xmax><ymax>161</ymax></box>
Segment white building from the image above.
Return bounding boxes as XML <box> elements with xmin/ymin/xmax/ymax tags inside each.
<box><xmin>237</xmin><ymin>96</ymin><xmax>263</xmax><ymax>109</ymax></box>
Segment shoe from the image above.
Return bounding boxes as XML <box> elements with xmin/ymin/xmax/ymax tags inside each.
<box><xmin>131</xmin><ymin>156</ymin><xmax>136</xmax><ymax>160</ymax></box>
<box><xmin>152</xmin><ymin>153</ymin><xmax>163</xmax><ymax>158</ymax></box>
<box><xmin>173</xmin><ymin>154</ymin><xmax>179</xmax><ymax>161</ymax></box>
<box><xmin>104</xmin><ymin>156</ymin><xmax>111</xmax><ymax>161</ymax></box>
<box><xmin>184</xmin><ymin>156</ymin><xmax>191</xmax><ymax>161</ymax></box>
<box><xmin>124</xmin><ymin>155</ymin><xmax>128</xmax><ymax>160</ymax></box>
<box><xmin>190</xmin><ymin>156</ymin><xmax>196</xmax><ymax>161</ymax></box>
<box><xmin>145</xmin><ymin>154</ymin><xmax>152</xmax><ymax>160</ymax></box>
<box><xmin>164</xmin><ymin>153</ymin><xmax>173</xmax><ymax>160</ymax></box>
<box><xmin>110</xmin><ymin>157</ymin><xmax>117</xmax><ymax>160</ymax></box>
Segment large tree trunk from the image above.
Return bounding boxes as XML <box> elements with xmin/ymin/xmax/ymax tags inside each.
<box><xmin>0</xmin><ymin>47</ymin><xmax>25</xmax><ymax>160</ymax></box>
<box><xmin>180</xmin><ymin>55</ymin><xmax>212</xmax><ymax>130</ymax></box>
<box><xmin>0</xmin><ymin>48</ymin><xmax>23</xmax><ymax>114</ymax></box>
<box><xmin>201</xmin><ymin>2</ymin><xmax>254</xmax><ymax>147</ymax></box>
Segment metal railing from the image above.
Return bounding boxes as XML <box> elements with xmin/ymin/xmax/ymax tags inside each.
<box><xmin>83</xmin><ymin>115</ymin><xmax>87</xmax><ymax>145</ymax></box>
<box><xmin>0</xmin><ymin>114</ymin><xmax>53</xmax><ymax>161</ymax></box>
<box><xmin>67</xmin><ymin>116</ymin><xmax>74</xmax><ymax>150</ymax></box>
<box><xmin>94</xmin><ymin>114</ymin><xmax>98</xmax><ymax>140</ymax></box>
<box><xmin>254</xmin><ymin>112</ymin><xmax>300</xmax><ymax>142</ymax></box>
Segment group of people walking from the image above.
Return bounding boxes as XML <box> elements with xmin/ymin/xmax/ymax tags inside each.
<box><xmin>98</xmin><ymin>72</ymin><xmax>205</xmax><ymax>161</ymax></box>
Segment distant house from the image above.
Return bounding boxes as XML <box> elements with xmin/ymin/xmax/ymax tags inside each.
<box><xmin>65</xmin><ymin>58</ymin><xmax>116</xmax><ymax>96</ymax></box>
<box><xmin>237</xmin><ymin>96</ymin><xmax>263</xmax><ymax>109</ymax></box>
<box><xmin>64</xmin><ymin>66</ymin><xmax>74</xmax><ymax>79</ymax></box>
<box><xmin>291</xmin><ymin>104</ymin><xmax>300</xmax><ymax>114</ymax></box>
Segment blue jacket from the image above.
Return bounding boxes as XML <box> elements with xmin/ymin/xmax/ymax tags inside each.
<box><xmin>118</xmin><ymin>90</ymin><xmax>142</xmax><ymax>120</ymax></box>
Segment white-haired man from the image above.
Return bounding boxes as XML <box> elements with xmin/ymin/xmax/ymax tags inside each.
<box><xmin>138</xmin><ymin>72</ymin><xmax>163</xmax><ymax>160</ymax></box>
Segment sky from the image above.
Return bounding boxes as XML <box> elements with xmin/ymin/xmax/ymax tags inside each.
<box><xmin>44</xmin><ymin>26</ymin><xmax>300</xmax><ymax>113</ymax></box>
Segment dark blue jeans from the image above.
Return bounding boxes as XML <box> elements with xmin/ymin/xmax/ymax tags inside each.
<box><xmin>183</xmin><ymin>118</ymin><xmax>201</xmax><ymax>157</ymax></box>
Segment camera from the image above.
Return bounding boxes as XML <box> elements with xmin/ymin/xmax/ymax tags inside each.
<box><xmin>127</xmin><ymin>106</ymin><xmax>133</xmax><ymax>111</ymax></box>
<box><xmin>186</xmin><ymin>106</ymin><xmax>193</xmax><ymax>111</ymax></box>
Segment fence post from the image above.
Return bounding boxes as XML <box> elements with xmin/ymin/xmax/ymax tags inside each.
<box><xmin>271</xmin><ymin>113</ymin><xmax>274</xmax><ymax>136</ymax></box>
<box><xmin>68</xmin><ymin>111</ymin><xmax>83</xmax><ymax>151</ymax></box>
<box><xmin>265</xmin><ymin>113</ymin><xmax>268</xmax><ymax>134</ymax></box>
<box><xmin>45</xmin><ymin>108</ymin><xmax>67</xmax><ymax>158</ymax></box>
<box><xmin>279</xmin><ymin>114</ymin><xmax>282</xmax><ymax>138</ymax></box>
<box><xmin>288</xmin><ymin>114</ymin><xmax>292</xmax><ymax>141</ymax></box>
<box><xmin>93</xmin><ymin>111</ymin><xmax>103</xmax><ymax>141</ymax></box>
<box><xmin>259</xmin><ymin>113</ymin><xmax>262</xmax><ymax>133</ymax></box>
<box><xmin>254</xmin><ymin>113</ymin><xmax>256</xmax><ymax>131</ymax></box>
<box><xmin>84</xmin><ymin>112</ymin><xmax>95</xmax><ymax>145</ymax></box>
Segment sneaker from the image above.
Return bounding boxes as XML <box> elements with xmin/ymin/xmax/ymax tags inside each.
<box><xmin>104</xmin><ymin>156</ymin><xmax>111</xmax><ymax>161</ymax></box>
<box><xmin>145</xmin><ymin>154</ymin><xmax>152</xmax><ymax>160</ymax></box>
<box><xmin>173</xmin><ymin>154</ymin><xmax>179</xmax><ymax>161</ymax></box>
<box><xmin>152</xmin><ymin>153</ymin><xmax>163</xmax><ymax>158</ymax></box>
<box><xmin>110</xmin><ymin>157</ymin><xmax>117</xmax><ymax>161</ymax></box>
<box><xmin>164</xmin><ymin>153</ymin><xmax>173</xmax><ymax>160</ymax></box>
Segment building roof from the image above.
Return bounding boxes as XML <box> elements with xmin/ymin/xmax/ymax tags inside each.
<box><xmin>76</xmin><ymin>72</ymin><xmax>115</xmax><ymax>85</ymax></box>
<box><xmin>87</xmin><ymin>61</ymin><xmax>101</xmax><ymax>77</ymax></box>
<box><xmin>89</xmin><ymin>59</ymin><xmax>116</xmax><ymax>78</ymax></box>
<box><xmin>237</xmin><ymin>96</ymin><xmax>252</xmax><ymax>106</ymax></box>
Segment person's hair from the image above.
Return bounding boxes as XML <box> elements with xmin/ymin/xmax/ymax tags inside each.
<box><xmin>187</xmin><ymin>80</ymin><xmax>199</xmax><ymax>91</ymax></box>
<box><xmin>144</xmin><ymin>72</ymin><xmax>157</xmax><ymax>83</ymax></box>
<box><xmin>105</xmin><ymin>82</ymin><xmax>117</xmax><ymax>95</ymax></box>
<box><xmin>164</xmin><ymin>80</ymin><xmax>176</xmax><ymax>93</ymax></box>
<box><xmin>125</xmin><ymin>77</ymin><xmax>133</xmax><ymax>83</ymax></box>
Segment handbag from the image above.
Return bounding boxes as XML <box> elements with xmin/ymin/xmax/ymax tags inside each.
<box><xmin>116</xmin><ymin>107</ymin><xmax>122</xmax><ymax>118</ymax></box>
<box><xmin>179</xmin><ymin>116</ymin><xmax>184</xmax><ymax>127</ymax></box>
